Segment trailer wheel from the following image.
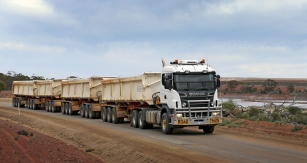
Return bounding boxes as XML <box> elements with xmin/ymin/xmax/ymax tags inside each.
<box><xmin>101</xmin><ymin>107</ymin><xmax>107</xmax><ymax>121</ymax></box>
<box><xmin>161</xmin><ymin>113</ymin><xmax>173</xmax><ymax>134</ymax></box>
<box><xmin>51</xmin><ymin>102</ymin><xmax>56</xmax><ymax>113</ymax></box>
<box><xmin>107</xmin><ymin>107</ymin><xmax>112</xmax><ymax>123</ymax></box>
<box><xmin>112</xmin><ymin>108</ymin><xmax>119</xmax><ymax>124</ymax></box>
<box><xmin>12</xmin><ymin>98</ymin><xmax>15</xmax><ymax>107</ymax></box>
<box><xmin>88</xmin><ymin>105</ymin><xmax>94</xmax><ymax>119</ymax></box>
<box><xmin>84</xmin><ymin>105</ymin><xmax>89</xmax><ymax>118</ymax></box>
<box><xmin>138</xmin><ymin>111</ymin><xmax>148</xmax><ymax>129</ymax></box>
<box><xmin>28</xmin><ymin>100</ymin><xmax>32</xmax><ymax>109</ymax></box>
<box><xmin>45</xmin><ymin>101</ymin><xmax>49</xmax><ymax>112</ymax></box>
<box><xmin>27</xmin><ymin>99</ymin><xmax>30</xmax><ymax>109</ymax></box>
<box><xmin>61</xmin><ymin>103</ymin><xmax>65</xmax><ymax>114</ymax></box>
<box><xmin>131</xmin><ymin>110</ymin><xmax>139</xmax><ymax>128</ymax></box>
<box><xmin>33</xmin><ymin>100</ymin><xmax>37</xmax><ymax>110</ymax></box>
<box><xmin>203</xmin><ymin>126</ymin><xmax>215</xmax><ymax>133</ymax></box>
<box><xmin>65</xmin><ymin>103</ymin><xmax>69</xmax><ymax>115</ymax></box>
<box><xmin>68</xmin><ymin>103</ymin><xmax>72</xmax><ymax>115</ymax></box>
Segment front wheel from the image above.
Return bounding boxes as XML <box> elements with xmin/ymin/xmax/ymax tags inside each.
<box><xmin>203</xmin><ymin>126</ymin><xmax>215</xmax><ymax>133</ymax></box>
<box><xmin>161</xmin><ymin>113</ymin><xmax>173</xmax><ymax>134</ymax></box>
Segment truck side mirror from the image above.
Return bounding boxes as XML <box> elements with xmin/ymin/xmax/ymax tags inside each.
<box><xmin>216</xmin><ymin>75</ymin><xmax>220</xmax><ymax>79</ymax></box>
<box><xmin>217</xmin><ymin>79</ymin><xmax>220</xmax><ymax>88</ymax></box>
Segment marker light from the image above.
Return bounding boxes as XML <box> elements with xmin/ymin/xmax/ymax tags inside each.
<box><xmin>201</xmin><ymin>59</ymin><xmax>205</xmax><ymax>63</ymax></box>
<box><xmin>175</xmin><ymin>59</ymin><xmax>178</xmax><ymax>63</ymax></box>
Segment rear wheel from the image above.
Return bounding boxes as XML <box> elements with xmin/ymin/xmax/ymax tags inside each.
<box><xmin>45</xmin><ymin>101</ymin><xmax>49</xmax><ymax>112</ymax></box>
<box><xmin>32</xmin><ymin>100</ymin><xmax>37</xmax><ymax>110</ymax></box>
<box><xmin>203</xmin><ymin>126</ymin><xmax>215</xmax><ymax>133</ymax></box>
<box><xmin>12</xmin><ymin>98</ymin><xmax>15</xmax><ymax>107</ymax></box>
<box><xmin>88</xmin><ymin>105</ymin><xmax>94</xmax><ymax>119</ymax></box>
<box><xmin>17</xmin><ymin>98</ymin><xmax>21</xmax><ymax>108</ymax></box>
<box><xmin>61</xmin><ymin>103</ymin><xmax>65</xmax><ymax>114</ymax></box>
<box><xmin>27</xmin><ymin>99</ymin><xmax>30</xmax><ymax>109</ymax></box>
<box><xmin>84</xmin><ymin>105</ymin><xmax>89</xmax><ymax>118</ymax></box>
<box><xmin>51</xmin><ymin>102</ymin><xmax>56</xmax><ymax>113</ymax></box>
<box><xmin>161</xmin><ymin>113</ymin><xmax>173</xmax><ymax>134</ymax></box>
<box><xmin>132</xmin><ymin>110</ymin><xmax>139</xmax><ymax>128</ymax></box>
<box><xmin>101</xmin><ymin>107</ymin><xmax>107</xmax><ymax>121</ymax></box>
<box><xmin>107</xmin><ymin>107</ymin><xmax>112</xmax><ymax>123</ymax></box>
<box><xmin>80</xmin><ymin>105</ymin><xmax>85</xmax><ymax>117</ymax></box>
<box><xmin>112</xmin><ymin>108</ymin><xmax>119</xmax><ymax>124</ymax></box>
<box><xmin>68</xmin><ymin>103</ymin><xmax>73</xmax><ymax>115</ymax></box>
<box><xmin>138</xmin><ymin>111</ymin><xmax>150</xmax><ymax>129</ymax></box>
<box><xmin>29</xmin><ymin>100</ymin><xmax>33</xmax><ymax>109</ymax></box>
<box><xmin>65</xmin><ymin>103</ymin><xmax>69</xmax><ymax>115</ymax></box>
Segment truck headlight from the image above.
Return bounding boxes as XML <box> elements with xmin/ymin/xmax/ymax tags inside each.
<box><xmin>176</xmin><ymin>114</ymin><xmax>183</xmax><ymax>117</ymax></box>
<box><xmin>182</xmin><ymin>102</ymin><xmax>187</xmax><ymax>107</ymax></box>
<box><xmin>212</xmin><ymin>112</ymin><xmax>220</xmax><ymax>116</ymax></box>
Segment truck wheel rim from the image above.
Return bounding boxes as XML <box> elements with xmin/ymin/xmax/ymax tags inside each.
<box><xmin>139</xmin><ymin>115</ymin><xmax>142</xmax><ymax>126</ymax></box>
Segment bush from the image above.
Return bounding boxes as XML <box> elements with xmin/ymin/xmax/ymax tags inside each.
<box><xmin>17</xmin><ymin>130</ymin><xmax>28</xmax><ymax>136</ymax></box>
<box><xmin>249</xmin><ymin>107</ymin><xmax>259</xmax><ymax>117</ymax></box>
<box><xmin>242</xmin><ymin>112</ymin><xmax>250</xmax><ymax>120</ymax></box>
<box><xmin>222</xmin><ymin>100</ymin><xmax>236</xmax><ymax>112</ymax></box>
<box><xmin>291</xmin><ymin>125</ymin><xmax>302</xmax><ymax>132</ymax></box>
<box><xmin>234</xmin><ymin>111</ymin><xmax>243</xmax><ymax>118</ymax></box>
<box><xmin>288</xmin><ymin>107</ymin><xmax>301</xmax><ymax>115</ymax></box>
<box><xmin>14</xmin><ymin>136</ymin><xmax>19</xmax><ymax>140</ymax></box>
<box><xmin>30</xmin><ymin>133</ymin><xmax>33</xmax><ymax>137</ymax></box>
<box><xmin>29</xmin><ymin>138</ymin><xmax>33</xmax><ymax>143</ymax></box>
<box><xmin>228</xmin><ymin>120</ymin><xmax>245</xmax><ymax>127</ymax></box>
<box><xmin>219</xmin><ymin>118</ymin><xmax>232</xmax><ymax>126</ymax></box>
<box><xmin>271</xmin><ymin>112</ymin><xmax>281</xmax><ymax>122</ymax></box>
<box><xmin>249</xmin><ymin>116</ymin><xmax>258</xmax><ymax>121</ymax></box>
<box><xmin>258</xmin><ymin>113</ymin><xmax>268</xmax><ymax>121</ymax></box>
<box><xmin>86</xmin><ymin>149</ymin><xmax>95</xmax><ymax>152</ymax></box>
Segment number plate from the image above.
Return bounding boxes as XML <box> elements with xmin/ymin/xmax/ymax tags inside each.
<box><xmin>178</xmin><ymin>119</ymin><xmax>189</xmax><ymax>124</ymax></box>
<box><xmin>210</xmin><ymin>117</ymin><xmax>220</xmax><ymax>123</ymax></box>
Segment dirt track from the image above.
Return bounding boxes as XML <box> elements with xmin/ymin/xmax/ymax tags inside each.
<box><xmin>1</xmin><ymin>101</ymin><xmax>307</xmax><ymax>163</ymax></box>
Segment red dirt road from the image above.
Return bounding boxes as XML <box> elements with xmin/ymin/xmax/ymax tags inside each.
<box><xmin>0</xmin><ymin>119</ymin><xmax>103</xmax><ymax>163</ymax></box>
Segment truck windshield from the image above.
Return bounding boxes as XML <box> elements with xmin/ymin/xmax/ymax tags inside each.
<box><xmin>173</xmin><ymin>73</ymin><xmax>215</xmax><ymax>91</ymax></box>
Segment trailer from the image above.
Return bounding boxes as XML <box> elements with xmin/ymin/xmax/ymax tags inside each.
<box><xmin>12</xmin><ymin>79</ymin><xmax>65</xmax><ymax>110</ymax></box>
<box><xmin>60</xmin><ymin>76</ymin><xmax>118</xmax><ymax>118</ymax></box>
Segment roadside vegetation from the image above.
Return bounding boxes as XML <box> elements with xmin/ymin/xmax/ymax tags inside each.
<box><xmin>221</xmin><ymin>100</ymin><xmax>307</xmax><ymax>131</ymax></box>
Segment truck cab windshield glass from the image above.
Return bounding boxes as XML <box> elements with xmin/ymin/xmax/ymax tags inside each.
<box><xmin>173</xmin><ymin>74</ymin><xmax>215</xmax><ymax>91</ymax></box>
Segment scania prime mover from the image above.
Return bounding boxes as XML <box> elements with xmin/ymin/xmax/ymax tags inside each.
<box><xmin>12</xmin><ymin>59</ymin><xmax>222</xmax><ymax>134</ymax></box>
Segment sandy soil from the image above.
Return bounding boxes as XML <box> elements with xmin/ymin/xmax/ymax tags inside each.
<box><xmin>0</xmin><ymin>104</ymin><xmax>224</xmax><ymax>163</ymax></box>
<box><xmin>0</xmin><ymin>118</ymin><xmax>104</xmax><ymax>163</ymax></box>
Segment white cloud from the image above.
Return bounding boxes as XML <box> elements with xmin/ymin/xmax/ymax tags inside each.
<box><xmin>0</xmin><ymin>42</ymin><xmax>67</xmax><ymax>53</ymax></box>
<box><xmin>2</xmin><ymin>0</ymin><xmax>53</xmax><ymax>16</ymax></box>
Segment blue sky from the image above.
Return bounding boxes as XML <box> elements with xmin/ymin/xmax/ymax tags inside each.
<box><xmin>0</xmin><ymin>0</ymin><xmax>307</xmax><ymax>79</ymax></box>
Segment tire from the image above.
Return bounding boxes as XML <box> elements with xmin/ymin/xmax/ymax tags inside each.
<box><xmin>45</xmin><ymin>101</ymin><xmax>49</xmax><ymax>112</ymax></box>
<box><xmin>203</xmin><ymin>126</ymin><xmax>215</xmax><ymax>133</ymax></box>
<box><xmin>161</xmin><ymin>113</ymin><xmax>173</xmax><ymax>134</ymax></box>
<box><xmin>27</xmin><ymin>99</ymin><xmax>30</xmax><ymax>109</ymax></box>
<box><xmin>29</xmin><ymin>100</ymin><xmax>32</xmax><ymax>109</ymax></box>
<box><xmin>88</xmin><ymin>105</ymin><xmax>94</xmax><ymax>119</ymax></box>
<box><xmin>12</xmin><ymin>98</ymin><xmax>15</xmax><ymax>107</ymax></box>
<box><xmin>80</xmin><ymin>105</ymin><xmax>85</xmax><ymax>117</ymax></box>
<box><xmin>51</xmin><ymin>102</ymin><xmax>56</xmax><ymax>113</ymax></box>
<box><xmin>68</xmin><ymin>103</ymin><xmax>73</xmax><ymax>115</ymax></box>
<box><xmin>17</xmin><ymin>98</ymin><xmax>21</xmax><ymax>108</ymax></box>
<box><xmin>61</xmin><ymin>103</ymin><xmax>65</xmax><ymax>114</ymax></box>
<box><xmin>107</xmin><ymin>107</ymin><xmax>112</xmax><ymax>123</ymax></box>
<box><xmin>65</xmin><ymin>103</ymin><xmax>69</xmax><ymax>115</ymax></box>
<box><xmin>112</xmin><ymin>108</ymin><xmax>119</xmax><ymax>124</ymax></box>
<box><xmin>101</xmin><ymin>107</ymin><xmax>107</xmax><ymax>121</ymax></box>
<box><xmin>132</xmin><ymin>110</ymin><xmax>139</xmax><ymax>128</ymax></box>
<box><xmin>32</xmin><ymin>100</ymin><xmax>37</xmax><ymax>110</ymax></box>
<box><xmin>138</xmin><ymin>111</ymin><xmax>150</xmax><ymax>129</ymax></box>
<box><xmin>84</xmin><ymin>105</ymin><xmax>89</xmax><ymax>118</ymax></box>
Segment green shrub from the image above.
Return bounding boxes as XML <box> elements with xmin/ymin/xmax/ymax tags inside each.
<box><xmin>242</xmin><ymin>112</ymin><xmax>250</xmax><ymax>120</ymax></box>
<box><xmin>271</xmin><ymin>112</ymin><xmax>281</xmax><ymax>122</ymax></box>
<box><xmin>17</xmin><ymin>130</ymin><xmax>28</xmax><ymax>136</ymax></box>
<box><xmin>280</xmin><ymin>117</ymin><xmax>289</xmax><ymax>123</ymax></box>
<box><xmin>249</xmin><ymin>116</ymin><xmax>258</xmax><ymax>121</ymax></box>
<box><xmin>86</xmin><ymin>149</ymin><xmax>95</xmax><ymax>152</ymax></box>
<box><xmin>14</xmin><ymin>136</ymin><xmax>19</xmax><ymax>140</ymax></box>
<box><xmin>30</xmin><ymin>133</ymin><xmax>33</xmax><ymax>137</ymax></box>
<box><xmin>291</xmin><ymin>125</ymin><xmax>302</xmax><ymax>132</ymax></box>
<box><xmin>258</xmin><ymin>113</ymin><xmax>268</xmax><ymax>121</ymax></box>
<box><xmin>219</xmin><ymin>118</ymin><xmax>232</xmax><ymax>126</ymax></box>
<box><xmin>222</xmin><ymin>101</ymin><xmax>236</xmax><ymax>112</ymax></box>
<box><xmin>234</xmin><ymin>111</ymin><xmax>243</xmax><ymax>118</ymax></box>
<box><xmin>288</xmin><ymin>107</ymin><xmax>301</xmax><ymax>115</ymax></box>
<box><xmin>29</xmin><ymin>138</ymin><xmax>33</xmax><ymax>143</ymax></box>
<box><xmin>249</xmin><ymin>107</ymin><xmax>259</xmax><ymax>117</ymax></box>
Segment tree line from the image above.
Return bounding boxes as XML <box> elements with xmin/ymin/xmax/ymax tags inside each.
<box><xmin>0</xmin><ymin>71</ymin><xmax>45</xmax><ymax>91</ymax></box>
<box><xmin>224</xmin><ymin>79</ymin><xmax>306</xmax><ymax>94</ymax></box>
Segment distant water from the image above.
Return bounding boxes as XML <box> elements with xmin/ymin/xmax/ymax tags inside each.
<box><xmin>221</xmin><ymin>98</ymin><xmax>307</xmax><ymax>108</ymax></box>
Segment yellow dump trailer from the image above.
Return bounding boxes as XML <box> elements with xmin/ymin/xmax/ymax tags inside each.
<box><xmin>60</xmin><ymin>76</ymin><xmax>118</xmax><ymax>118</ymax></box>
<box><xmin>12</xmin><ymin>81</ymin><xmax>40</xmax><ymax>109</ymax></box>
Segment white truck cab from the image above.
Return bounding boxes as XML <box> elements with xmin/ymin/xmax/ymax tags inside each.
<box><xmin>159</xmin><ymin>59</ymin><xmax>222</xmax><ymax>134</ymax></box>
